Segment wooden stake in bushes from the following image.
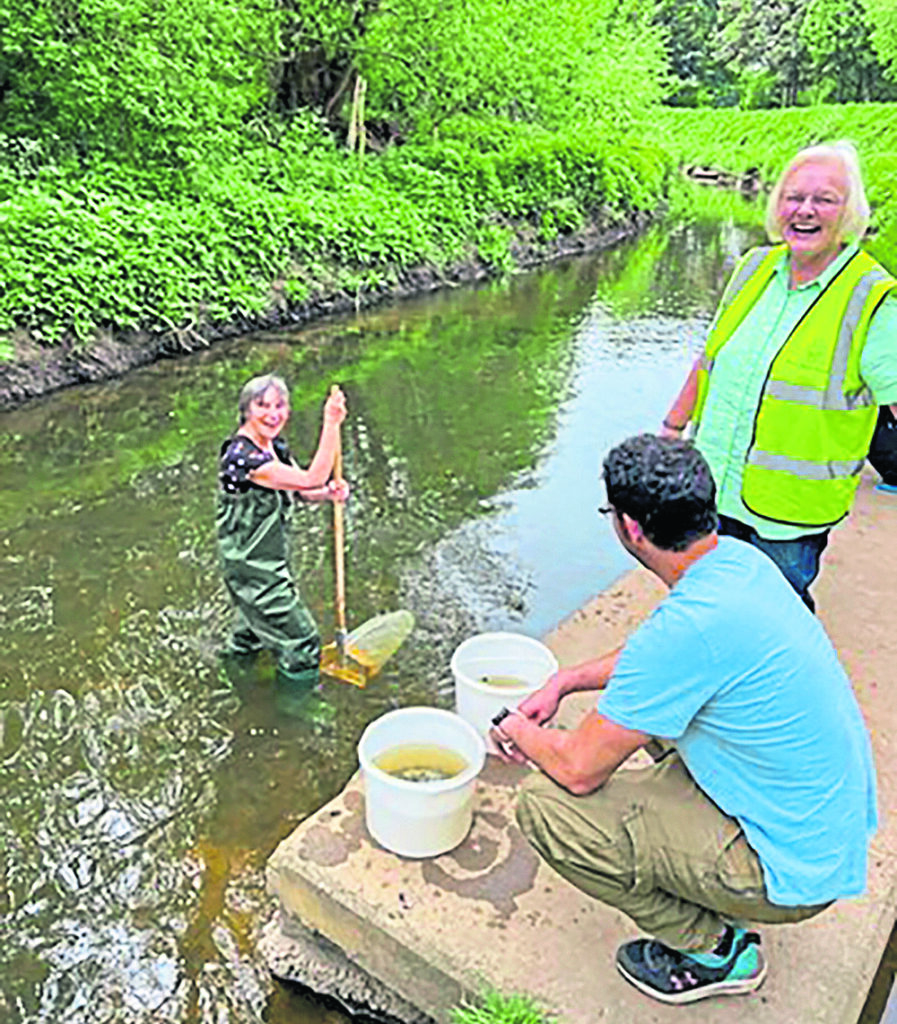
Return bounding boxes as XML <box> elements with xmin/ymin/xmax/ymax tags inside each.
<box><xmin>347</xmin><ymin>74</ymin><xmax>367</xmax><ymax>166</ymax></box>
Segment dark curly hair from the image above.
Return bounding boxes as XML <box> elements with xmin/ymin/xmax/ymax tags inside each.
<box><xmin>602</xmin><ymin>434</ymin><xmax>717</xmax><ymax>551</ymax></box>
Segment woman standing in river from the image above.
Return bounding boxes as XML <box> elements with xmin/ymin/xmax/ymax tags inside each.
<box><xmin>661</xmin><ymin>141</ymin><xmax>897</xmax><ymax>611</ymax></box>
<box><xmin>217</xmin><ymin>376</ymin><xmax>348</xmax><ymax>689</ymax></box>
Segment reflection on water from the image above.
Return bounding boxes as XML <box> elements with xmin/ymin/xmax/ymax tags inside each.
<box><xmin>0</xmin><ymin>211</ymin><xmax>764</xmax><ymax>1023</ymax></box>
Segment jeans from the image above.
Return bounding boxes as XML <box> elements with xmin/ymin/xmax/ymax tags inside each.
<box><xmin>717</xmin><ymin>515</ymin><xmax>829</xmax><ymax>613</ymax></box>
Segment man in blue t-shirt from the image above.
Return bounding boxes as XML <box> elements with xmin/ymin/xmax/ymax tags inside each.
<box><xmin>489</xmin><ymin>434</ymin><xmax>877</xmax><ymax>1005</ymax></box>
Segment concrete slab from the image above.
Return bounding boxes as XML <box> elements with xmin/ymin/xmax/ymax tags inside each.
<box><xmin>264</xmin><ymin>475</ymin><xmax>897</xmax><ymax>1022</ymax></box>
<box><xmin>266</xmin><ymin>764</ymin><xmax>897</xmax><ymax>1024</ymax></box>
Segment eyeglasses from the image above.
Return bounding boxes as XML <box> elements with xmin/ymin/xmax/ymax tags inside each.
<box><xmin>780</xmin><ymin>192</ymin><xmax>843</xmax><ymax>211</ymax></box>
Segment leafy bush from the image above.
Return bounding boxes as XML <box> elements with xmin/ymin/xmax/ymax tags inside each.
<box><xmin>0</xmin><ymin>121</ymin><xmax>670</xmax><ymax>349</ymax></box>
<box><xmin>359</xmin><ymin>0</ymin><xmax>666</xmax><ymax>134</ymax></box>
<box><xmin>0</xmin><ymin>0</ymin><xmax>675</xmax><ymax>356</ymax></box>
<box><xmin>0</xmin><ymin>0</ymin><xmax>278</xmax><ymax>167</ymax></box>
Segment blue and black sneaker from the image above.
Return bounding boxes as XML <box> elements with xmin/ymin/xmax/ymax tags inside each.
<box><xmin>616</xmin><ymin>925</ymin><xmax>766</xmax><ymax>1004</ymax></box>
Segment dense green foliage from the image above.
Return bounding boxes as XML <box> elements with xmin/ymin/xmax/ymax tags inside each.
<box><xmin>0</xmin><ymin>0</ymin><xmax>671</xmax><ymax>360</ymax></box>
<box><xmin>866</xmin><ymin>0</ymin><xmax>897</xmax><ymax>79</ymax></box>
<box><xmin>267</xmin><ymin>0</ymin><xmax>666</xmax><ymax>132</ymax></box>
<box><xmin>5</xmin><ymin>0</ymin><xmax>897</xmax><ymax>366</ymax></box>
<box><xmin>0</xmin><ymin>121</ymin><xmax>671</xmax><ymax>354</ymax></box>
<box><xmin>801</xmin><ymin>0</ymin><xmax>886</xmax><ymax>104</ymax></box>
<box><xmin>360</xmin><ymin>0</ymin><xmax>666</xmax><ymax>132</ymax></box>
<box><xmin>654</xmin><ymin>0</ymin><xmax>897</xmax><ymax>108</ymax></box>
<box><xmin>0</xmin><ymin>0</ymin><xmax>278</xmax><ymax>166</ymax></box>
<box><xmin>645</xmin><ymin>102</ymin><xmax>897</xmax><ymax>269</ymax></box>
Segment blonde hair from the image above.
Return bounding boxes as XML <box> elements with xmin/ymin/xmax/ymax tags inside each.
<box><xmin>237</xmin><ymin>374</ymin><xmax>289</xmax><ymax>424</ymax></box>
<box><xmin>765</xmin><ymin>140</ymin><xmax>870</xmax><ymax>243</ymax></box>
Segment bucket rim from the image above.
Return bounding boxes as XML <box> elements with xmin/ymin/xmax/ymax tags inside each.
<box><xmin>358</xmin><ymin>706</ymin><xmax>486</xmax><ymax>792</ymax></box>
<box><xmin>451</xmin><ymin>630</ymin><xmax>557</xmax><ymax>658</ymax></box>
<box><xmin>450</xmin><ymin>631</ymin><xmax>558</xmax><ymax>694</ymax></box>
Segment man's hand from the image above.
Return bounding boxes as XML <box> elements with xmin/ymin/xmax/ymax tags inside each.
<box><xmin>490</xmin><ymin>707</ymin><xmax>650</xmax><ymax>795</ymax></box>
<box><xmin>488</xmin><ymin>713</ymin><xmax>529</xmax><ymax>765</ymax></box>
<box><xmin>518</xmin><ymin>663</ymin><xmax>599</xmax><ymax>724</ymax></box>
<box><xmin>517</xmin><ymin>673</ymin><xmax>564</xmax><ymax>724</ymax></box>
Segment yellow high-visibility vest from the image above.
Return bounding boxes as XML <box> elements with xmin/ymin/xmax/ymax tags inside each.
<box><xmin>694</xmin><ymin>245</ymin><xmax>896</xmax><ymax>528</ymax></box>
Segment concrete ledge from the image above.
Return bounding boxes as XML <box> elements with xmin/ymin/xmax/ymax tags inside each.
<box><xmin>262</xmin><ymin>476</ymin><xmax>897</xmax><ymax>1022</ymax></box>
<box><xmin>258</xmin><ymin>913</ymin><xmax>435</xmax><ymax>1023</ymax></box>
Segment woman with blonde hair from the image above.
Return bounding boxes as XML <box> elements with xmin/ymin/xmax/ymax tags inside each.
<box><xmin>661</xmin><ymin>141</ymin><xmax>897</xmax><ymax>610</ymax></box>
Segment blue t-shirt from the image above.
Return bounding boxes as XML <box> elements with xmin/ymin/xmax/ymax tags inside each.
<box><xmin>597</xmin><ymin>537</ymin><xmax>877</xmax><ymax>906</ymax></box>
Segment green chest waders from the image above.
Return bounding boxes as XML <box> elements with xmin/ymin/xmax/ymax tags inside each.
<box><xmin>217</xmin><ymin>486</ymin><xmax>321</xmax><ymax>688</ymax></box>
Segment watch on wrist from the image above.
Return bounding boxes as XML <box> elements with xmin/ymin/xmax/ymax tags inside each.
<box><xmin>491</xmin><ymin>706</ymin><xmax>512</xmax><ymax>728</ymax></box>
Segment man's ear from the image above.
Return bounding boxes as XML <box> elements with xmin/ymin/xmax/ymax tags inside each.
<box><xmin>620</xmin><ymin>512</ymin><xmax>644</xmax><ymax>543</ymax></box>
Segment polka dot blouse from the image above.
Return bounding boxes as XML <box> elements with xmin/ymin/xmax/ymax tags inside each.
<box><xmin>219</xmin><ymin>435</ymin><xmax>292</xmax><ymax>494</ymax></box>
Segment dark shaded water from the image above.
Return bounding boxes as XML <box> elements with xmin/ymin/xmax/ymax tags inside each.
<box><xmin>1</xmin><ymin>215</ymin><xmax>769</xmax><ymax>1023</ymax></box>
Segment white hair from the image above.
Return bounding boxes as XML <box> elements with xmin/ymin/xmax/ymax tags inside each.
<box><xmin>765</xmin><ymin>140</ymin><xmax>870</xmax><ymax>243</ymax></box>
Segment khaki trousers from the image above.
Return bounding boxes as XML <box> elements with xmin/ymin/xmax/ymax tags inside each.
<box><xmin>516</xmin><ymin>751</ymin><xmax>827</xmax><ymax>951</ymax></box>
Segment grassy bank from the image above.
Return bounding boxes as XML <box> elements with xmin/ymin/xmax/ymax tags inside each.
<box><xmin>6</xmin><ymin>99</ymin><xmax>897</xmax><ymax>375</ymax></box>
<box><xmin>0</xmin><ymin>119</ymin><xmax>671</xmax><ymax>362</ymax></box>
<box><xmin>644</xmin><ymin>103</ymin><xmax>897</xmax><ymax>268</ymax></box>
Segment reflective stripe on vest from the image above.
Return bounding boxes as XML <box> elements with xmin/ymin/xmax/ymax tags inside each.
<box><xmin>697</xmin><ymin>246</ymin><xmax>896</xmax><ymax>527</ymax></box>
<box><xmin>694</xmin><ymin>247</ymin><xmax>785</xmax><ymax>420</ymax></box>
<box><xmin>763</xmin><ymin>264</ymin><xmax>891</xmax><ymax>412</ymax></box>
<box><xmin>747</xmin><ymin>452</ymin><xmax>866</xmax><ymax>480</ymax></box>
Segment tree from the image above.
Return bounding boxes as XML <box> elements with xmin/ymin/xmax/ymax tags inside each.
<box><xmin>0</xmin><ymin>0</ymin><xmax>668</xmax><ymax>168</ymax></box>
<box><xmin>864</xmin><ymin>0</ymin><xmax>897</xmax><ymax>83</ymax></box>
<box><xmin>357</xmin><ymin>0</ymin><xmax>667</xmax><ymax>134</ymax></box>
<box><xmin>716</xmin><ymin>0</ymin><xmax>812</xmax><ymax>107</ymax></box>
<box><xmin>268</xmin><ymin>0</ymin><xmax>381</xmax><ymax>119</ymax></box>
<box><xmin>0</xmin><ymin>0</ymin><xmax>278</xmax><ymax>166</ymax></box>
<box><xmin>801</xmin><ymin>0</ymin><xmax>894</xmax><ymax>101</ymax></box>
<box><xmin>653</xmin><ymin>0</ymin><xmax>729</xmax><ymax>106</ymax></box>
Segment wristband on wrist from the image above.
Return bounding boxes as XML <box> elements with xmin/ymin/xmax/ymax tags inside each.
<box><xmin>663</xmin><ymin>418</ymin><xmax>687</xmax><ymax>432</ymax></box>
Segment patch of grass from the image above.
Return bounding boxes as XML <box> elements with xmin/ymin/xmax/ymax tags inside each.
<box><xmin>451</xmin><ymin>990</ymin><xmax>555</xmax><ymax>1024</ymax></box>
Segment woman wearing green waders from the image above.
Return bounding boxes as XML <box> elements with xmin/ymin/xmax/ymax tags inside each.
<box><xmin>217</xmin><ymin>376</ymin><xmax>348</xmax><ymax>689</ymax></box>
<box><xmin>661</xmin><ymin>141</ymin><xmax>897</xmax><ymax>611</ymax></box>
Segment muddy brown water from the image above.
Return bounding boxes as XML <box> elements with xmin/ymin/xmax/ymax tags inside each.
<box><xmin>0</xmin><ymin>214</ymin><xmax>798</xmax><ymax>1023</ymax></box>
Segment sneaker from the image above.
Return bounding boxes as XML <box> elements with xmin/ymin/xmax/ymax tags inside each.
<box><xmin>616</xmin><ymin>926</ymin><xmax>766</xmax><ymax>1004</ymax></box>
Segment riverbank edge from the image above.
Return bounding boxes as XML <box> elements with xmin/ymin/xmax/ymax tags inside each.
<box><xmin>0</xmin><ymin>208</ymin><xmax>653</xmax><ymax>412</ymax></box>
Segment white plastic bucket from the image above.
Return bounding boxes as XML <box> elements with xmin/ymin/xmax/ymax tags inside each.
<box><xmin>451</xmin><ymin>632</ymin><xmax>559</xmax><ymax>738</ymax></box>
<box><xmin>358</xmin><ymin>707</ymin><xmax>486</xmax><ymax>858</ymax></box>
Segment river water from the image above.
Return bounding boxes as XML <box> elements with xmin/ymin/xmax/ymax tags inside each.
<box><xmin>0</xmin><ymin>213</ymin><xmax>771</xmax><ymax>1023</ymax></box>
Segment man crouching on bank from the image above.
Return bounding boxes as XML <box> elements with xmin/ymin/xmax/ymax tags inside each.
<box><xmin>489</xmin><ymin>434</ymin><xmax>876</xmax><ymax>1005</ymax></box>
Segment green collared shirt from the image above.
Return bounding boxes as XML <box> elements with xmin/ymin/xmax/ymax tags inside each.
<box><xmin>695</xmin><ymin>243</ymin><xmax>897</xmax><ymax>540</ymax></box>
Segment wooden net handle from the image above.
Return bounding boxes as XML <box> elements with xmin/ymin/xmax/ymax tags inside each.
<box><xmin>330</xmin><ymin>386</ymin><xmax>347</xmax><ymax>638</ymax></box>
